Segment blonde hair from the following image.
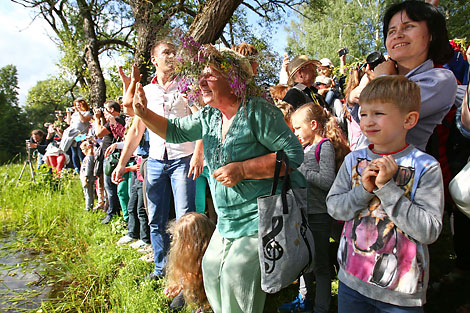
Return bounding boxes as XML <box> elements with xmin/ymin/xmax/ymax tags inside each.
<box><xmin>294</xmin><ymin>103</ymin><xmax>350</xmax><ymax>172</ymax></box>
<box><xmin>232</xmin><ymin>42</ymin><xmax>258</xmax><ymax>58</ymax></box>
<box><xmin>276</xmin><ymin>100</ymin><xmax>295</xmax><ymax>125</ymax></box>
<box><xmin>360</xmin><ymin>76</ymin><xmax>421</xmax><ymax>113</ymax></box>
<box><xmin>165</xmin><ymin>213</ymin><xmax>215</xmax><ymax>309</ymax></box>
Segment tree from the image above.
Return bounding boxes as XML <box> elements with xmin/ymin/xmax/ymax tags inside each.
<box><xmin>0</xmin><ymin>65</ymin><xmax>20</xmax><ymax>106</ymax></box>
<box><xmin>0</xmin><ymin>65</ymin><xmax>29</xmax><ymax>163</ymax></box>
<box><xmin>438</xmin><ymin>0</ymin><xmax>470</xmax><ymax>42</ymax></box>
<box><xmin>286</xmin><ymin>0</ymin><xmax>395</xmax><ymax>67</ymax></box>
<box><xmin>13</xmin><ymin>0</ymin><xmax>134</xmax><ymax>107</ymax></box>
<box><xmin>24</xmin><ymin>77</ymin><xmax>77</xmax><ymax>129</ymax></box>
<box><xmin>14</xmin><ymin>0</ymin><xmax>308</xmax><ymax>104</ymax></box>
<box><xmin>286</xmin><ymin>0</ymin><xmax>470</xmax><ymax>68</ymax></box>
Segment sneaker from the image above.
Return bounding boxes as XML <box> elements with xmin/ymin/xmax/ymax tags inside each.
<box><xmin>137</xmin><ymin>244</ymin><xmax>153</xmax><ymax>254</ymax></box>
<box><xmin>101</xmin><ymin>214</ymin><xmax>113</xmax><ymax>224</ymax></box>
<box><xmin>143</xmin><ymin>272</ymin><xmax>163</xmax><ymax>281</ymax></box>
<box><xmin>170</xmin><ymin>290</ymin><xmax>185</xmax><ymax>311</ymax></box>
<box><xmin>129</xmin><ymin>239</ymin><xmax>147</xmax><ymax>249</ymax></box>
<box><xmin>139</xmin><ymin>252</ymin><xmax>154</xmax><ymax>263</ymax></box>
<box><xmin>117</xmin><ymin>235</ymin><xmax>137</xmax><ymax>245</ymax></box>
<box><xmin>277</xmin><ymin>293</ymin><xmax>313</xmax><ymax>313</ymax></box>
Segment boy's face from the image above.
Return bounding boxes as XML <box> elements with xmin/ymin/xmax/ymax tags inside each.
<box><xmin>360</xmin><ymin>101</ymin><xmax>412</xmax><ymax>153</ymax></box>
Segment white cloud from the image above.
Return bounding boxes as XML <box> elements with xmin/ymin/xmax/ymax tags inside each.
<box><xmin>0</xmin><ymin>2</ymin><xmax>60</xmax><ymax>106</ymax></box>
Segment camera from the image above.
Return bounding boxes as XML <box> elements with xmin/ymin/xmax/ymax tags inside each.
<box><xmin>44</xmin><ymin>122</ymin><xmax>51</xmax><ymax>128</ymax></box>
<box><xmin>338</xmin><ymin>47</ymin><xmax>349</xmax><ymax>57</ymax></box>
<box><xmin>365</xmin><ymin>51</ymin><xmax>386</xmax><ymax>70</ymax></box>
<box><xmin>358</xmin><ymin>51</ymin><xmax>386</xmax><ymax>71</ymax></box>
<box><xmin>66</xmin><ymin>107</ymin><xmax>74</xmax><ymax>113</ymax></box>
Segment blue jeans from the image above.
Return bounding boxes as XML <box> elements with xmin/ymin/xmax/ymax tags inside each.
<box><xmin>70</xmin><ymin>144</ymin><xmax>84</xmax><ymax>171</ymax></box>
<box><xmin>338</xmin><ymin>281</ymin><xmax>424</xmax><ymax>313</ymax></box>
<box><xmin>146</xmin><ymin>155</ymin><xmax>196</xmax><ymax>275</ymax></box>
<box><xmin>104</xmin><ymin>171</ymin><xmax>120</xmax><ymax>216</ymax></box>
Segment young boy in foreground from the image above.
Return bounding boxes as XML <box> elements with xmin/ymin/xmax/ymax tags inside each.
<box><xmin>327</xmin><ymin>76</ymin><xmax>444</xmax><ymax>313</ymax></box>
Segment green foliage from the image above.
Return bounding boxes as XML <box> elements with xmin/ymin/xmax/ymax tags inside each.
<box><xmin>287</xmin><ymin>0</ymin><xmax>470</xmax><ymax>68</ymax></box>
<box><xmin>438</xmin><ymin>0</ymin><xmax>470</xmax><ymax>42</ymax></box>
<box><xmin>287</xmin><ymin>0</ymin><xmax>394</xmax><ymax>67</ymax></box>
<box><xmin>226</xmin><ymin>8</ymin><xmax>282</xmax><ymax>87</ymax></box>
<box><xmin>0</xmin><ymin>64</ymin><xmax>19</xmax><ymax>106</ymax></box>
<box><xmin>24</xmin><ymin>77</ymin><xmax>77</xmax><ymax>129</ymax></box>
<box><xmin>0</xmin><ymin>65</ymin><xmax>29</xmax><ymax>164</ymax></box>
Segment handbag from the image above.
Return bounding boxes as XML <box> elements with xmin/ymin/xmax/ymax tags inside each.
<box><xmin>449</xmin><ymin>160</ymin><xmax>470</xmax><ymax>219</ymax></box>
<box><xmin>257</xmin><ymin>150</ymin><xmax>315</xmax><ymax>294</ymax></box>
<box><xmin>104</xmin><ymin>150</ymin><xmax>121</xmax><ymax>176</ymax></box>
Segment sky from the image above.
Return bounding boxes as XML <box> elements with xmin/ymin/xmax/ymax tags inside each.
<box><xmin>0</xmin><ymin>1</ymin><xmax>60</xmax><ymax>106</ymax></box>
<box><xmin>0</xmin><ymin>1</ymin><xmax>290</xmax><ymax>107</ymax></box>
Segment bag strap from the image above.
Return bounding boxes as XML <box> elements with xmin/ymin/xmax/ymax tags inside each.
<box><xmin>271</xmin><ymin>150</ymin><xmax>291</xmax><ymax>214</ymax></box>
<box><xmin>315</xmin><ymin>138</ymin><xmax>329</xmax><ymax>163</ymax></box>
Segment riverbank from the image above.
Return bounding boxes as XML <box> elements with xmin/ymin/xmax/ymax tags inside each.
<box><xmin>0</xmin><ymin>162</ymin><xmax>468</xmax><ymax>312</ymax></box>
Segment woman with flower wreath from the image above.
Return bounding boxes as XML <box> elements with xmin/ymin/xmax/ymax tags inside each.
<box><xmin>132</xmin><ymin>44</ymin><xmax>305</xmax><ymax>313</ymax></box>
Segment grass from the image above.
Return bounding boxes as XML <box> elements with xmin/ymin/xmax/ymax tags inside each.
<box><xmin>1</xmin><ymin>160</ymin><xmax>469</xmax><ymax>312</ymax></box>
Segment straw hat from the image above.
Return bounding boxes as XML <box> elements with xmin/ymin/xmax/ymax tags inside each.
<box><xmin>287</xmin><ymin>55</ymin><xmax>321</xmax><ymax>85</ymax></box>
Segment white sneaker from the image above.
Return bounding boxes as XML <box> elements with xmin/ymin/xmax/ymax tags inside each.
<box><xmin>137</xmin><ymin>244</ymin><xmax>153</xmax><ymax>254</ymax></box>
<box><xmin>117</xmin><ymin>235</ymin><xmax>136</xmax><ymax>246</ymax></box>
<box><xmin>129</xmin><ymin>240</ymin><xmax>147</xmax><ymax>249</ymax></box>
<box><xmin>139</xmin><ymin>252</ymin><xmax>154</xmax><ymax>263</ymax></box>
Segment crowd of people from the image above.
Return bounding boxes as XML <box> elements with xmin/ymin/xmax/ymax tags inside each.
<box><xmin>26</xmin><ymin>1</ymin><xmax>470</xmax><ymax>312</ymax></box>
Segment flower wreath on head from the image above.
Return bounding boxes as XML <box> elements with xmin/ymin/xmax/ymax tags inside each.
<box><xmin>174</xmin><ymin>33</ymin><xmax>266</xmax><ymax>104</ymax></box>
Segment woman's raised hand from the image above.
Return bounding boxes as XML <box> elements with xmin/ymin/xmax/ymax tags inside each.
<box><xmin>133</xmin><ymin>83</ymin><xmax>148</xmax><ymax>118</ymax></box>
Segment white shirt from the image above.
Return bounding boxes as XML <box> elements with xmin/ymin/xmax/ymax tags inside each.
<box><xmin>144</xmin><ymin>79</ymin><xmax>195</xmax><ymax>160</ymax></box>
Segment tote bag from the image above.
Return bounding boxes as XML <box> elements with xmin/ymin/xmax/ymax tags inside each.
<box><xmin>257</xmin><ymin>150</ymin><xmax>315</xmax><ymax>294</ymax></box>
<box><xmin>449</xmin><ymin>160</ymin><xmax>470</xmax><ymax>219</ymax></box>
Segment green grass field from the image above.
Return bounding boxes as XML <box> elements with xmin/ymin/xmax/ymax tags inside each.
<box><xmin>0</xmin><ymin>162</ymin><xmax>469</xmax><ymax>312</ymax></box>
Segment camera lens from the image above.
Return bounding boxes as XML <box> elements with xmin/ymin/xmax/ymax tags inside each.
<box><xmin>366</xmin><ymin>52</ymin><xmax>386</xmax><ymax>70</ymax></box>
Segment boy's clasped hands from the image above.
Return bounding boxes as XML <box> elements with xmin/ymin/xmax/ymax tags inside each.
<box><xmin>361</xmin><ymin>155</ymin><xmax>398</xmax><ymax>193</ymax></box>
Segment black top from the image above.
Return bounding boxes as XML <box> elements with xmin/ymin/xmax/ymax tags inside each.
<box><xmin>282</xmin><ymin>83</ymin><xmax>328</xmax><ymax>110</ymax></box>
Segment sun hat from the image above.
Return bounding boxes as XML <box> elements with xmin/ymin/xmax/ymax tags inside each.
<box><xmin>319</xmin><ymin>58</ymin><xmax>333</xmax><ymax>67</ymax></box>
<box><xmin>287</xmin><ymin>55</ymin><xmax>321</xmax><ymax>85</ymax></box>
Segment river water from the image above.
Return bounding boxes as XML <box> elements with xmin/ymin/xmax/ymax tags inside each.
<box><xmin>0</xmin><ymin>230</ymin><xmax>51</xmax><ymax>312</ymax></box>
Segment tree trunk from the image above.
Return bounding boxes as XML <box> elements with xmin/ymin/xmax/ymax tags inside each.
<box><xmin>77</xmin><ymin>0</ymin><xmax>107</xmax><ymax>108</ymax></box>
<box><xmin>188</xmin><ymin>0</ymin><xmax>243</xmax><ymax>44</ymax></box>
<box><xmin>130</xmin><ymin>0</ymin><xmax>162</xmax><ymax>85</ymax></box>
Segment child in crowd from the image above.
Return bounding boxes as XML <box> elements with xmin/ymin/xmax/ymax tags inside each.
<box><xmin>327</xmin><ymin>76</ymin><xmax>444</xmax><ymax>313</ymax></box>
<box><xmin>279</xmin><ymin>103</ymin><xmax>350</xmax><ymax>313</ymax></box>
<box><xmin>79</xmin><ymin>140</ymin><xmax>96</xmax><ymax>211</ymax></box>
<box><xmin>275</xmin><ymin>100</ymin><xmax>295</xmax><ymax>130</ymax></box>
<box><xmin>165</xmin><ymin>212</ymin><xmax>215</xmax><ymax>312</ymax></box>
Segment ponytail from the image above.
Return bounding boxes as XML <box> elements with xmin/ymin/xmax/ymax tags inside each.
<box><xmin>323</xmin><ymin>113</ymin><xmax>350</xmax><ymax>172</ymax></box>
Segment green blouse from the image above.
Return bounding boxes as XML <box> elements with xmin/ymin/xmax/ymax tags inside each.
<box><xmin>166</xmin><ymin>97</ymin><xmax>305</xmax><ymax>238</ymax></box>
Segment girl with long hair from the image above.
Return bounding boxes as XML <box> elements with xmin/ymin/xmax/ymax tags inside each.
<box><xmin>165</xmin><ymin>212</ymin><xmax>215</xmax><ymax>311</ymax></box>
<box><xmin>278</xmin><ymin>103</ymin><xmax>349</xmax><ymax>313</ymax></box>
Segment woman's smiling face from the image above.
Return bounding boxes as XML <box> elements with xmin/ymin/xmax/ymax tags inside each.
<box><xmin>198</xmin><ymin>66</ymin><xmax>233</xmax><ymax>108</ymax></box>
<box><xmin>385</xmin><ymin>10</ymin><xmax>431</xmax><ymax>69</ymax></box>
